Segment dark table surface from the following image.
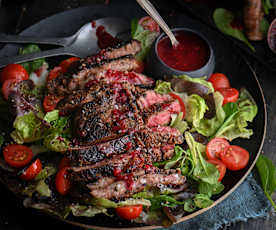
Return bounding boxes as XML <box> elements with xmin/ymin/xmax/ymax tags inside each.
<box><xmin>0</xmin><ymin>0</ymin><xmax>275</xmax><ymax>230</ymax></box>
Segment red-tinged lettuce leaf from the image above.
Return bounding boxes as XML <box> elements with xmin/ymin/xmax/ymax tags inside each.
<box><xmin>213</xmin><ymin>8</ymin><xmax>255</xmax><ymax>52</ymax></box>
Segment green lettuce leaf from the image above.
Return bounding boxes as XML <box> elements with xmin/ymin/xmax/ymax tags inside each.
<box><xmin>154</xmin><ymin>80</ymin><xmax>173</xmax><ymax>94</ymax></box>
<box><xmin>70</xmin><ymin>204</ymin><xmax>109</xmax><ymax>217</ymax></box>
<box><xmin>131</xmin><ymin>18</ymin><xmax>159</xmax><ymax>61</ymax></box>
<box><xmin>11</xmin><ymin>110</ymin><xmax>72</xmax><ymax>151</ymax></box>
<box><xmin>187</xmin><ymin>92</ymin><xmax>225</xmax><ymax>137</ymax></box>
<box><xmin>213</xmin><ymin>8</ymin><xmax>255</xmax><ymax>52</ymax></box>
<box><xmin>214</xmin><ymin>88</ymin><xmax>257</xmax><ymax>141</ymax></box>
<box><xmin>19</xmin><ymin>44</ymin><xmax>45</xmax><ymax>73</ymax></box>
<box><xmin>22</xmin><ymin>165</ymin><xmax>57</xmax><ymax>197</ymax></box>
<box><xmin>11</xmin><ymin>112</ymin><xmax>48</xmax><ymax>144</ymax></box>
<box><xmin>170</xmin><ymin>113</ymin><xmax>188</xmax><ymax>134</ymax></box>
<box><xmin>185</xmin><ymin>132</ymin><xmax>220</xmax><ymax>185</ymax></box>
<box><xmin>193</xmin><ymin>194</ymin><xmax>213</xmax><ymax>208</ymax></box>
<box><xmin>91</xmin><ymin>197</ymin><xmax>151</xmax><ymax>208</ymax></box>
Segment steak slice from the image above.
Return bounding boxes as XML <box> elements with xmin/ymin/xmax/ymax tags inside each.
<box><xmin>47</xmin><ymin>55</ymin><xmax>140</xmax><ymax>95</ymax></box>
<box><xmin>88</xmin><ymin>168</ymin><xmax>186</xmax><ymax>199</ymax></box>
<box><xmin>84</xmin><ymin>39</ymin><xmax>141</xmax><ymax>64</ymax></box>
<box><xmin>145</xmin><ymin>100</ymin><xmax>181</xmax><ymax>127</ymax></box>
<box><xmin>67</xmin><ymin>134</ymin><xmax>132</xmax><ymax>166</ymax></box>
<box><xmin>137</xmin><ymin>90</ymin><xmax>172</xmax><ymax>109</ymax></box>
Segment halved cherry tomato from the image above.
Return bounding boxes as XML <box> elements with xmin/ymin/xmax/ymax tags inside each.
<box><xmin>43</xmin><ymin>95</ymin><xmax>63</xmax><ymax>112</ymax></box>
<box><xmin>58</xmin><ymin>157</ymin><xmax>70</xmax><ymax>170</ymax></box>
<box><xmin>207</xmin><ymin>159</ymin><xmax>227</xmax><ymax>182</ymax></box>
<box><xmin>217</xmin><ymin>88</ymin><xmax>239</xmax><ymax>105</ymax></box>
<box><xmin>47</xmin><ymin>66</ymin><xmax>63</xmax><ymax>81</ymax></box>
<box><xmin>3</xmin><ymin>144</ymin><xmax>33</xmax><ymax>168</ymax></box>
<box><xmin>2</xmin><ymin>78</ymin><xmax>20</xmax><ymax>100</ymax></box>
<box><xmin>206</xmin><ymin>138</ymin><xmax>230</xmax><ymax>160</ymax></box>
<box><xmin>20</xmin><ymin>159</ymin><xmax>42</xmax><ymax>181</ymax></box>
<box><xmin>55</xmin><ymin>166</ymin><xmax>71</xmax><ymax>195</ymax></box>
<box><xmin>169</xmin><ymin>93</ymin><xmax>186</xmax><ymax>118</ymax></box>
<box><xmin>138</xmin><ymin>16</ymin><xmax>160</xmax><ymax>32</ymax></box>
<box><xmin>208</xmin><ymin>73</ymin><xmax>230</xmax><ymax>91</ymax></box>
<box><xmin>220</xmin><ymin>145</ymin><xmax>249</xmax><ymax>171</ymax></box>
<box><xmin>115</xmin><ymin>205</ymin><xmax>143</xmax><ymax>220</ymax></box>
<box><xmin>59</xmin><ymin>57</ymin><xmax>80</xmax><ymax>73</ymax></box>
<box><xmin>0</xmin><ymin>64</ymin><xmax>29</xmax><ymax>83</ymax></box>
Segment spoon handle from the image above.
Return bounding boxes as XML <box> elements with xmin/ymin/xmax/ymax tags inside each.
<box><xmin>0</xmin><ymin>33</ymin><xmax>73</xmax><ymax>47</ymax></box>
<box><xmin>0</xmin><ymin>47</ymin><xmax>76</xmax><ymax>68</ymax></box>
<box><xmin>136</xmin><ymin>0</ymin><xmax>179</xmax><ymax>46</ymax></box>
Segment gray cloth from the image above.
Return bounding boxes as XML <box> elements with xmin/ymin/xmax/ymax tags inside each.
<box><xmin>160</xmin><ymin>174</ymin><xmax>272</xmax><ymax>230</ymax></box>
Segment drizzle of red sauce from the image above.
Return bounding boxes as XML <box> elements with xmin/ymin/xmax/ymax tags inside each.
<box><xmin>230</xmin><ymin>17</ymin><xmax>243</xmax><ymax>31</ymax></box>
<box><xmin>91</xmin><ymin>20</ymin><xmax>96</xmax><ymax>28</ymax></box>
<box><xmin>96</xmin><ymin>25</ymin><xmax>121</xmax><ymax>49</ymax></box>
<box><xmin>125</xmin><ymin>142</ymin><xmax>132</xmax><ymax>151</ymax></box>
<box><xmin>157</xmin><ymin>31</ymin><xmax>210</xmax><ymax>71</ymax></box>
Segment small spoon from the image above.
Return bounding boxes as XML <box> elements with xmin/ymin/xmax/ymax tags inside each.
<box><xmin>136</xmin><ymin>0</ymin><xmax>179</xmax><ymax>47</ymax></box>
<box><xmin>0</xmin><ymin>17</ymin><xmax>129</xmax><ymax>68</ymax></box>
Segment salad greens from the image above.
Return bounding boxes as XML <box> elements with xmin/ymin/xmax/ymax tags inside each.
<box><xmin>19</xmin><ymin>44</ymin><xmax>46</xmax><ymax>73</ymax></box>
<box><xmin>214</xmin><ymin>88</ymin><xmax>258</xmax><ymax>141</ymax></box>
<box><xmin>256</xmin><ymin>155</ymin><xmax>276</xmax><ymax>210</ymax></box>
<box><xmin>11</xmin><ymin>110</ymin><xmax>71</xmax><ymax>151</ymax></box>
<box><xmin>131</xmin><ymin>18</ymin><xmax>159</xmax><ymax>61</ymax></box>
<box><xmin>213</xmin><ymin>8</ymin><xmax>255</xmax><ymax>52</ymax></box>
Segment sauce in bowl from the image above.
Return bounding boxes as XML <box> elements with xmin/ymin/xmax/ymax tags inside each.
<box><xmin>157</xmin><ymin>31</ymin><xmax>210</xmax><ymax>71</ymax></box>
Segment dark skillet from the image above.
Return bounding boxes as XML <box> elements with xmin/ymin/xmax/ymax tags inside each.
<box><xmin>0</xmin><ymin>1</ymin><xmax>266</xmax><ymax>229</ymax></box>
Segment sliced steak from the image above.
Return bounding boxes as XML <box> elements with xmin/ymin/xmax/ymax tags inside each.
<box><xmin>145</xmin><ymin>100</ymin><xmax>181</xmax><ymax>127</ymax></box>
<box><xmin>67</xmin><ymin>134</ymin><xmax>132</xmax><ymax>166</ymax></box>
<box><xmin>47</xmin><ymin>55</ymin><xmax>140</xmax><ymax>95</ymax></box>
<box><xmin>85</xmin><ymin>40</ymin><xmax>141</xmax><ymax>64</ymax></box>
<box><xmin>137</xmin><ymin>90</ymin><xmax>172</xmax><ymax>109</ymax></box>
<box><xmin>88</xmin><ymin>168</ymin><xmax>186</xmax><ymax>199</ymax></box>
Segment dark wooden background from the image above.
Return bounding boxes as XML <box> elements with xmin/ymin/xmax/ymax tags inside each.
<box><xmin>0</xmin><ymin>0</ymin><xmax>275</xmax><ymax>229</ymax></box>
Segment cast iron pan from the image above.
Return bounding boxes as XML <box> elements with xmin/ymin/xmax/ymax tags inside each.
<box><xmin>0</xmin><ymin>0</ymin><xmax>266</xmax><ymax>229</ymax></box>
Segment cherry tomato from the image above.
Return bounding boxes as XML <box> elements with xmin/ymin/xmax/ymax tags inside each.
<box><xmin>220</xmin><ymin>145</ymin><xmax>249</xmax><ymax>171</ymax></box>
<box><xmin>55</xmin><ymin>167</ymin><xmax>71</xmax><ymax>195</ymax></box>
<box><xmin>2</xmin><ymin>78</ymin><xmax>20</xmax><ymax>100</ymax></box>
<box><xmin>58</xmin><ymin>157</ymin><xmax>70</xmax><ymax>170</ymax></box>
<box><xmin>20</xmin><ymin>159</ymin><xmax>42</xmax><ymax>181</ymax></box>
<box><xmin>115</xmin><ymin>205</ymin><xmax>143</xmax><ymax>220</ymax></box>
<box><xmin>217</xmin><ymin>88</ymin><xmax>239</xmax><ymax>105</ymax></box>
<box><xmin>3</xmin><ymin>144</ymin><xmax>33</xmax><ymax>168</ymax></box>
<box><xmin>0</xmin><ymin>64</ymin><xmax>29</xmax><ymax>83</ymax></box>
<box><xmin>207</xmin><ymin>159</ymin><xmax>227</xmax><ymax>182</ymax></box>
<box><xmin>59</xmin><ymin>57</ymin><xmax>80</xmax><ymax>73</ymax></box>
<box><xmin>47</xmin><ymin>66</ymin><xmax>63</xmax><ymax>81</ymax></box>
<box><xmin>169</xmin><ymin>93</ymin><xmax>186</xmax><ymax>118</ymax></box>
<box><xmin>206</xmin><ymin>138</ymin><xmax>230</xmax><ymax>160</ymax></box>
<box><xmin>208</xmin><ymin>73</ymin><xmax>230</xmax><ymax>91</ymax></box>
<box><xmin>43</xmin><ymin>95</ymin><xmax>63</xmax><ymax>112</ymax></box>
<box><xmin>138</xmin><ymin>16</ymin><xmax>160</xmax><ymax>32</ymax></box>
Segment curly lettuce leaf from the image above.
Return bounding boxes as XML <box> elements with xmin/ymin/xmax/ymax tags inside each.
<box><xmin>185</xmin><ymin>132</ymin><xmax>220</xmax><ymax>185</ymax></box>
<box><xmin>11</xmin><ymin>112</ymin><xmax>48</xmax><ymax>144</ymax></box>
<box><xmin>214</xmin><ymin>88</ymin><xmax>257</xmax><ymax>141</ymax></box>
<box><xmin>154</xmin><ymin>80</ymin><xmax>173</xmax><ymax>94</ymax></box>
<box><xmin>131</xmin><ymin>18</ymin><xmax>159</xmax><ymax>61</ymax></box>
<box><xmin>11</xmin><ymin>110</ymin><xmax>71</xmax><ymax>151</ymax></box>
<box><xmin>170</xmin><ymin>113</ymin><xmax>188</xmax><ymax>134</ymax></box>
<box><xmin>192</xmin><ymin>92</ymin><xmax>226</xmax><ymax>137</ymax></box>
